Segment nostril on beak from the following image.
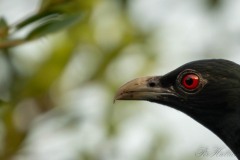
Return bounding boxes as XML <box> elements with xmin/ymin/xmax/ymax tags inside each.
<box><xmin>149</xmin><ymin>82</ymin><xmax>156</xmax><ymax>87</ymax></box>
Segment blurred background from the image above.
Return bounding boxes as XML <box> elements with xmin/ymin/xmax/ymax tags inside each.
<box><xmin>0</xmin><ymin>0</ymin><xmax>239</xmax><ymax>160</ymax></box>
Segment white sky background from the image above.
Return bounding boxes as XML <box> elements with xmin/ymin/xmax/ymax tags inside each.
<box><xmin>0</xmin><ymin>0</ymin><xmax>240</xmax><ymax>160</ymax></box>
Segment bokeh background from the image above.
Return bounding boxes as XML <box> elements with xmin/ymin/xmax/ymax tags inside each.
<box><xmin>0</xmin><ymin>0</ymin><xmax>239</xmax><ymax>160</ymax></box>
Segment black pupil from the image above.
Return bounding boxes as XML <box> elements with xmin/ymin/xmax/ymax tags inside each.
<box><xmin>185</xmin><ymin>77</ymin><xmax>193</xmax><ymax>86</ymax></box>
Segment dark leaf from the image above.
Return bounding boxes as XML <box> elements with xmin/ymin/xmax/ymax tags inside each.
<box><xmin>39</xmin><ymin>0</ymin><xmax>70</xmax><ymax>12</ymax></box>
<box><xmin>0</xmin><ymin>17</ymin><xmax>9</xmax><ymax>39</ymax></box>
<box><xmin>26</xmin><ymin>13</ymin><xmax>84</xmax><ymax>40</ymax></box>
<box><xmin>14</xmin><ymin>11</ymin><xmax>60</xmax><ymax>30</ymax></box>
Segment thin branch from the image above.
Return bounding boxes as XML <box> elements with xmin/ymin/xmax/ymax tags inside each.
<box><xmin>0</xmin><ymin>39</ymin><xmax>27</xmax><ymax>49</ymax></box>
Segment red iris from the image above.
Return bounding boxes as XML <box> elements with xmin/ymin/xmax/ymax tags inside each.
<box><xmin>182</xmin><ymin>74</ymin><xmax>199</xmax><ymax>90</ymax></box>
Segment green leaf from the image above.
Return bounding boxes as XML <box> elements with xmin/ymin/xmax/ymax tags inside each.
<box><xmin>26</xmin><ymin>13</ymin><xmax>84</xmax><ymax>40</ymax></box>
<box><xmin>14</xmin><ymin>11</ymin><xmax>60</xmax><ymax>30</ymax></box>
<box><xmin>0</xmin><ymin>17</ymin><xmax>8</xmax><ymax>27</ymax></box>
<box><xmin>14</xmin><ymin>34</ymin><xmax>76</xmax><ymax>100</ymax></box>
<box><xmin>0</xmin><ymin>17</ymin><xmax>9</xmax><ymax>39</ymax></box>
<box><xmin>39</xmin><ymin>0</ymin><xmax>75</xmax><ymax>13</ymax></box>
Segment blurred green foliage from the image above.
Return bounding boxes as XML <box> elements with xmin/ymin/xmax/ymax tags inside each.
<box><xmin>0</xmin><ymin>0</ymin><xmax>204</xmax><ymax>160</ymax></box>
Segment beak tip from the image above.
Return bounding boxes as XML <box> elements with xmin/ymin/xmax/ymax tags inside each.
<box><xmin>113</xmin><ymin>93</ymin><xmax>122</xmax><ymax>104</ymax></box>
<box><xmin>114</xmin><ymin>76</ymin><xmax>154</xmax><ymax>103</ymax></box>
<box><xmin>113</xmin><ymin>97</ymin><xmax>117</xmax><ymax>104</ymax></box>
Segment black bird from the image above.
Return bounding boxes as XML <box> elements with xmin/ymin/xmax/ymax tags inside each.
<box><xmin>115</xmin><ymin>59</ymin><xmax>240</xmax><ymax>159</ymax></box>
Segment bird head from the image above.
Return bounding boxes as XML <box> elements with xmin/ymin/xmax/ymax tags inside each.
<box><xmin>115</xmin><ymin>59</ymin><xmax>240</xmax><ymax>157</ymax></box>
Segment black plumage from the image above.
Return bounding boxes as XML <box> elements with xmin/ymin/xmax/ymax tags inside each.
<box><xmin>115</xmin><ymin>59</ymin><xmax>240</xmax><ymax>159</ymax></box>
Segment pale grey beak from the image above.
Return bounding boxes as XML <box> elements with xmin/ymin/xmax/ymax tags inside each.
<box><xmin>114</xmin><ymin>76</ymin><xmax>172</xmax><ymax>102</ymax></box>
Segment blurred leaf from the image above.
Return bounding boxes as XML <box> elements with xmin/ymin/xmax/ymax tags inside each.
<box><xmin>2</xmin><ymin>12</ymin><xmax>84</xmax><ymax>48</ymax></box>
<box><xmin>15</xmin><ymin>11</ymin><xmax>60</xmax><ymax>30</ymax></box>
<box><xmin>116</xmin><ymin>0</ymin><xmax>129</xmax><ymax>9</ymax></box>
<box><xmin>40</xmin><ymin>0</ymin><xmax>78</xmax><ymax>13</ymax></box>
<box><xmin>0</xmin><ymin>105</ymin><xmax>27</xmax><ymax>160</ymax></box>
<box><xmin>26</xmin><ymin>13</ymin><xmax>84</xmax><ymax>40</ymax></box>
<box><xmin>15</xmin><ymin>34</ymin><xmax>75</xmax><ymax>100</ymax></box>
<box><xmin>0</xmin><ymin>18</ymin><xmax>7</xmax><ymax>27</ymax></box>
<box><xmin>40</xmin><ymin>0</ymin><xmax>69</xmax><ymax>11</ymax></box>
<box><xmin>207</xmin><ymin>0</ymin><xmax>221</xmax><ymax>9</ymax></box>
<box><xmin>39</xmin><ymin>0</ymin><xmax>96</xmax><ymax>13</ymax></box>
<box><xmin>0</xmin><ymin>17</ymin><xmax>9</xmax><ymax>39</ymax></box>
<box><xmin>15</xmin><ymin>0</ymin><xmax>88</xmax><ymax>31</ymax></box>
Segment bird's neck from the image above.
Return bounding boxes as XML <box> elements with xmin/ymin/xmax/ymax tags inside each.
<box><xmin>195</xmin><ymin>109</ymin><xmax>240</xmax><ymax>159</ymax></box>
<box><xmin>212</xmin><ymin>114</ymin><xmax>240</xmax><ymax>159</ymax></box>
<box><xmin>183</xmin><ymin>100</ymin><xmax>240</xmax><ymax>159</ymax></box>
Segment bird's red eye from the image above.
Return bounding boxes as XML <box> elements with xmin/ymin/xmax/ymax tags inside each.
<box><xmin>181</xmin><ymin>74</ymin><xmax>199</xmax><ymax>90</ymax></box>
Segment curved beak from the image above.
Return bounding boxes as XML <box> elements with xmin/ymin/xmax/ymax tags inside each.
<box><xmin>114</xmin><ymin>76</ymin><xmax>172</xmax><ymax>102</ymax></box>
